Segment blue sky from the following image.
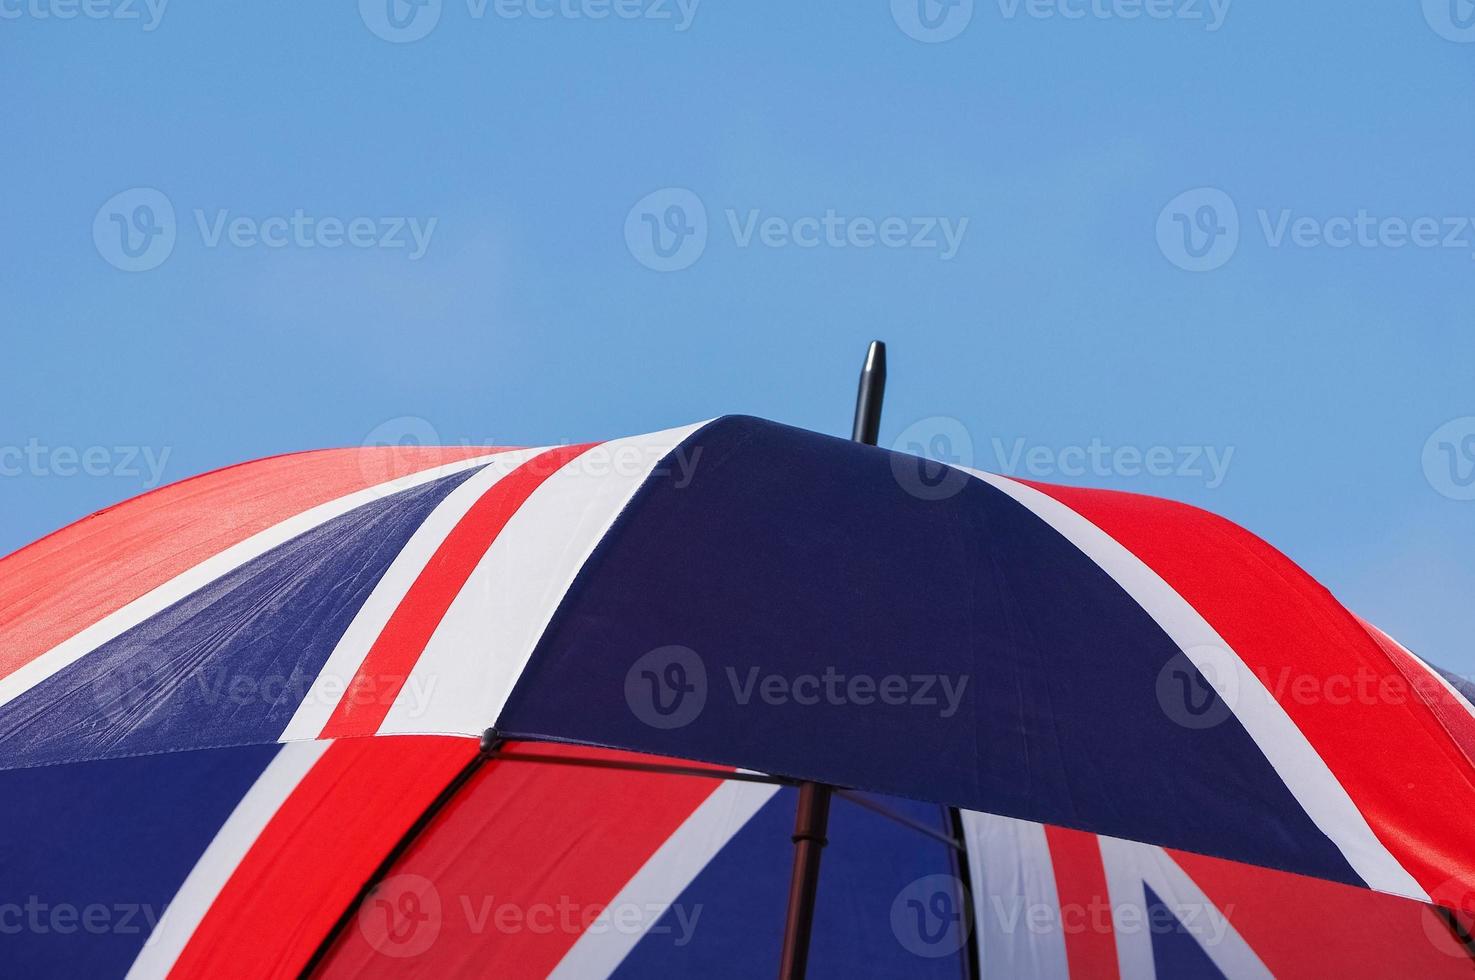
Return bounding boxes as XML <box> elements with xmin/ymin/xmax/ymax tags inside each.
<box><xmin>2</xmin><ymin>2</ymin><xmax>1473</xmax><ymax>672</ymax></box>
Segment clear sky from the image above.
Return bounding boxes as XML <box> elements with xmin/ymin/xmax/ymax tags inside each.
<box><xmin>2</xmin><ymin>2</ymin><xmax>1472</xmax><ymax>673</ymax></box>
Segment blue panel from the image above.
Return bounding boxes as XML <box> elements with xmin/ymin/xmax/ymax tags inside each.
<box><xmin>499</xmin><ymin>416</ymin><xmax>1361</xmax><ymax>888</ymax></box>
<box><xmin>611</xmin><ymin>789</ymin><xmax>965</xmax><ymax>979</ymax></box>
<box><xmin>1144</xmin><ymin>883</ymin><xmax>1228</xmax><ymax>979</ymax></box>
<box><xmin>0</xmin><ymin>744</ymin><xmax>277</xmax><ymax>978</ymax></box>
<box><xmin>0</xmin><ymin>468</ymin><xmax>479</xmax><ymax>768</ymax></box>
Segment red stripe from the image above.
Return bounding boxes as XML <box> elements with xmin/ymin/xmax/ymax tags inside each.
<box><xmin>1167</xmin><ymin>846</ymin><xmax>1473</xmax><ymax>979</ymax></box>
<box><xmin>315</xmin><ymin>741</ymin><xmax>725</xmax><ymax>979</ymax></box>
<box><xmin>1043</xmin><ymin>824</ymin><xmax>1120</xmax><ymax>979</ymax></box>
<box><xmin>169</xmin><ymin>736</ymin><xmax>480</xmax><ymax>979</ymax></box>
<box><xmin>318</xmin><ymin>443</ymin><xmax>598</xmax><ymax>739</ymax></box>
<box><xmin>0</xmin><ymin>445</ymin><xmax>509</xmax><ymax>684</ymax></box>
<box><xmin>1022</xmin><ymin>480</ymin><xmax>1475</xmax><ymax>901</ymax></box>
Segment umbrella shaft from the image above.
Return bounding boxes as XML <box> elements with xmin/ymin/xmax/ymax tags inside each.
<box><xmin>778</xmin><ymin>342</ymin><xmax>884</xmax><ymax>979</ymax></box>
<box><xmin>778</xmin><ymin>781</ymin><xmax>833</xmax><ymax>980</ymax></box>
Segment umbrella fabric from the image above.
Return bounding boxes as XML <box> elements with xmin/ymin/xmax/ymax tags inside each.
<box><xmin>964</xmin><ymin>810</ymin><xmax>1472</xmax><ymax>979</ymax></box>
<box><xmin>1</xmin><ymin>739</ymin><xmax>963</xmax><ymax>978</ymax></box>
<box><xmin>1</xmin><ymin>415</ymin><xmax>1472</xmax><ymax>915</ymax></box>
<box><xmin>0</xmin><ymin>738</ymin><xmax>1464</xmax><ymax>979</ymax></box>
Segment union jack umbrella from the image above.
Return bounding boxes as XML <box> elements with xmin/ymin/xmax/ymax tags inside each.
<box><xmin>2</xmin><ymin>344</ymin><xmax>1472</xmax><ymax>977</ymax></box>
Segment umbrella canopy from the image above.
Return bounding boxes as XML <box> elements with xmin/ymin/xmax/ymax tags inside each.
<box><xmin>2</xmin><ymin>413</ymin><xmax>1473</xmax><ymax>971</ymax></box>
<box><xmin>2</xmin><ymin>736</ymin><xmax>1467</xmax><ymax>978</ymax></box>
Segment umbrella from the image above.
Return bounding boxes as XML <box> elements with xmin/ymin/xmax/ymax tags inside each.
<box><xmin>2</xmin><ymin>343</ymin><xmax>1472</xmax><ymax>977</ymax></box>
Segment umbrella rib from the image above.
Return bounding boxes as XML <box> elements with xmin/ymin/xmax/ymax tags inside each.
<box><xmin>494</xmin><ymin>747</ymin><xmax>968</xmax><ymax>853</ymax></box>
<box><xmin>297</xmin><ymin>738</ymin><xmax>498</xmax><ymax>979</ymax></box>
<box><xmin>299</xmin><ymin>738</ymin><xmax>790</xmax><ymax>977</ymax></box>
<box><xmin>831</xmin><ymin>789</ymin><xmax>963</xmax><ymax>852</ymax></box>
<box><xmin>948</xmin><ymin>805</ymin><xmax>982</xmax><ymax>980</ymax></box>
<box><xmin>490</xmin><ymin>749</ymin><xmax>794</xmax><ymax>785</ymax></box>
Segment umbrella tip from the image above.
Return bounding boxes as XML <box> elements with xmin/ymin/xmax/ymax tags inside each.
<box><xmin>852</xmin><ymin>341</ymin><xmax>887</xmax><ymax>445</ymax></box>
<box><xmin>864</xmin><ymin>340</ymin><xmax>886</xmax><ymax>372</ymax></box>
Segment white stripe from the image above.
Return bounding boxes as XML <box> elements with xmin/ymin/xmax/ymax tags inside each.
<box><xmin>125</xmin><ymin>741</ymin><xmax>332</xmax><ymax>979</ymax></box>
<box><xmin>1097</xmin><ymin>835</ymin><xmax>1271</xmax><ymax>980</ymax></box>
<box><xmin>966</xmin><ymin>469</ymin><xmax>1427</xmax><ymax>901</ymax></box>
<box><xmin>0</xmin><ymin>452</ymin><xmax>507</xmax><ymax>713</ymax></box>
<box><xmin>377</xmin><ymin>422</ymin><xmax>709</xmax><ymax>738</ymax></box>
<box><xmin>548</xmin><ymin>780</ymin><xmax>780</xmax><ymax>979</ymax></box>
<box><xmin>960</xmin><ymin>811</ymin><xmax>1070</xmax><ymax>980</ymax></box>
<box><xmin>278</xmin><ymin>448</ymin><xmax>552</xmax><ymax>741</ymax></box>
